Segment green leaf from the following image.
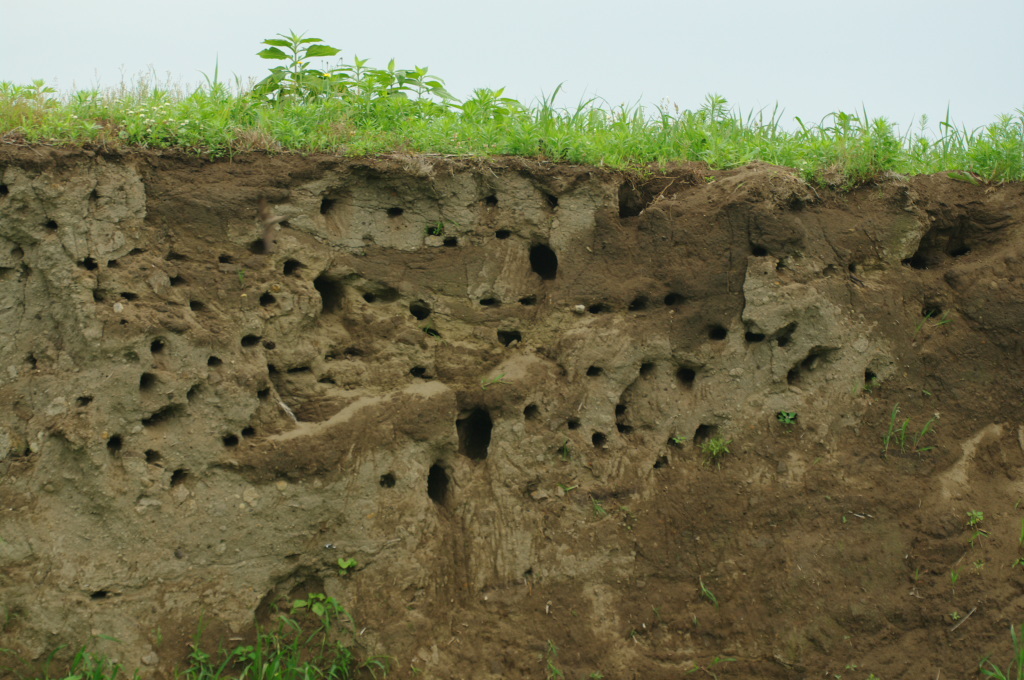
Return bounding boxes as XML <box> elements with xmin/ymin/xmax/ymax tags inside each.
<box><xmin>261</xmin><ymin>39</ymin><xmax>292</xmax><ymax>47</ymax></box>
<box><xmin>304</xmin><ymin>45</ymin><xmax>341</xmax><ymax>58</ymax></box>
<box><xmin>297</xmin><ymin>37</ymin><xmax>325</xmax><ymax>44</ymax></box>
<box><xmin>311</xmin><ymin>602</ymin><xmax>325</xmax><ymax>616</ymax></box>
<box><xmin>257</xmin><ymin>47</ymin><xmax>289</xmax><ymax>60</ymax></box>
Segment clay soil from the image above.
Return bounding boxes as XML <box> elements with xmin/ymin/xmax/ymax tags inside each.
<box><xmin>1</xmin><ymin>146</ymin><xmax>1024</xmax><ymax>679</ymax></box>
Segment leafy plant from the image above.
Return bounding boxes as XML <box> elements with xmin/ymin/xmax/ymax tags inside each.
<box><xmin>698</xmin><ymin>577</ymin><xmax>719</xmax><ymax>608</ymax></box>
<box><xmin>980</xmin><ymin>623</ymin><xmax>1024</xmax><ymax>680</ymax></box>
<box><xmin>480</xmin><ymin>373</ymin><xmax>509</xmax><ymax>389</ymax></box>
<box><xmin>337</xmin><ymin>557</ymin><xmax>357</xmax><ymax>575</ymax></box>
<box><xmin>544</xmin><ymin>640</ymin><xmax>564</xmax><ymax>680</ymax></box>
<box><xmin>670</xmin><ymin>434</ymin><xmax>687</xmax><ymax>446</ymax></box>
<box><xmin>425</xmin><ymin>222</ymin><xmax>444</xmax><ymax>237</ymax></box>
<box><xmin>558</xmin><ymin>439</ymin><xmax>571</xmax><ymax>462</ymax></box>
<box><xmin>882</xmin><ymin>403</ymin><xmax>938</xmax><ymax>456</ymax></box>
<box><xmin>950</xmin><ymin>568</ymin><xmax>961</xmax><ymax>592</ymax></box>
<box><xmin>591</xmin><ymin>496</ymin><xmax>608</xmax><ymax>518</ymax></box>
<box><xmin>253</xmin><ymin>31</ymin><xmax>342</xmax><ymax>101</ymax></box>
<box><xmin>776</xmin><ymin>411</ymin><xmax>797</xmax><ymax>427</ymax></box>
<box><xmin>700</xmin><ymin>437</ymin><xmax>731</xmax><ymax>466</ymax></box>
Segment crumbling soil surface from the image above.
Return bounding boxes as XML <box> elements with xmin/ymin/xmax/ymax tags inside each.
<box><xmin>1</xmin><ymin>145</ymin><xmax>1024</xmax><ymax>679</ymax></box>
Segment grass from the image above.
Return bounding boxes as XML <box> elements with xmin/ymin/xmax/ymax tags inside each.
<box><xmin>1</xmin><ymin>32</ymin><xmax>1023</xmax><ymax>185</ymax></box>
<box><xmin>980</xmin><ymin>624</ymin><xmax>1024</xmax><ymax>680</ymax></box>
<box><xmin>882</xmin><ymin>404</ymin><xmax>937</xmax><ymax>456</ymax></box>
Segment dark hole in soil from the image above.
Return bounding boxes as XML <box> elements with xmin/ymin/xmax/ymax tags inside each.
<box><xmin>524</xmin><ymin>404</ymin><xmax>540</xmax><ymax>419</ymax></box>
<box><xmin>286</xmin><ymin>366</ymin><xmax>311</xmax><ymax>374</ymax></box>
<box><xmin>267</xmin><ymin>364</ymin><xmax>278</xmax><ymax>373</ymax></box>
<box><xmin>165</xmin><ymin>252</ymin><xmax>187</xmax><ymax>262</ymax></box>
<box><xmin>751</xmin><ymin>244</ymin><xmax>769</xmax><ymax>256</ymax></box>
<box><xmin>409</xmin><ymin>366</ymin><xmax>427</xmax><ymax>378</ymax></box>
<box><xmin>865</xmin><ymin>368</ymin><xmax>878</xmax><ymax>385</ymax></box>
<box><xmin>628</xmin><ymin>296</ymin><xmax>649</xmax><ymax>311</ymax></box>
<box><xmin>775</xmin><ymin>323</ymin><xmax>797</xmax><ymax>347</ymax></box>
<box><xmin>248</xmin><ymin>239</ymin><xmax>267</xmax><ymax>254</ymax></box>
<box><xmin>495</xmin><ymin>229</ymin><xmax>511</xmax><ymax>239</ymax></box>
<box><xmin>107</xmin><ymin>260</ymin><xmax>119</xmax><ymax>268</ymax></box>
<box><xmin>170</xmin><ymin>468</ymin><xmax>188</xmax><ymax>486</ymax></box>
<box><xmin>207</xmin><ymin>356</ymin><xmax>222</xmax><ymax>367</ymax></box>
<box><xmin>529</xmin><ymin>244</ymin><xmax>558</xmax><ymax>280</ymax></box>
<box><xmin>343</xmin><ymin>347</ymin><xmax>363</xmax><ymax>357</ymax></box>
<box><xmin>948</xmin><ymin>245</ymin><xmax>971</xmax><ymax>257</ymax></box>
<box><xmin>92</xmin><ymin>290</ymin><xmax>105</xmax><ymax>302</ymax></box>
<box><xmin>653</xmin><ymin>455</ymin><xmax>669</xmax><ymax>469</ymax></box>
<box><xmin>222</xmin><ymin>434</ymin><xmax>239</xmax><ymax>447</ymax></box>
<box><xmin>443</xmin><ymin>237</ymin><xmax>458</xmax><ymax>247</ymax></box>
<box><xmin>45</xmin><ymin>220</ymin><xmax>59</xmax><ymax>231</ymax></box>
<box><xmin>386</xmin><ymin>207</ymin><xmax>404</xmax><ymax>217</ymax></box>
<box><xmin>618</xmin><ymin>183</ymin><xmax>644</xmax><ymax>218</ymax></box>
<box><xmin>259</xmin><ymin>292</ymin><xmax>276</xmax><ymax>306</ymax></box>
<box><xmin>150</xmin><ymin>338</ymin><xmax>165</xmax><ymax>353</ymax></box>
<box><xmin>120</xmin><ymin>292</ymin><xmax>139</xmax><ymax>301</ymax></box>
<box><xmin>615</xmin><ymin>404</ymin><xmax>627</xmax><ymax>416</ymax></box>
<box><xmin>922</xmin><ymin>304</ymin><xmax>943</xmax><ymax>318</ymax></box>
<box><xmin>241</xmin><ymin>427</ymin><xmax>256</xmax><ymax>437</ymax></box>
<box><xmin>91</xmin><ymin>590</ymin><xmax>111</xmax><ymax>600</ymax></box>
<box><xmin>667</xmin><ymin>436</ymin><xmax>684</xmax><ymax>448</ymax></box>
<box><xmin>592</xmin><ymin>432</ymin><xmax>607</xmax><ymax>447</ymax></box>
<box><xmin>902</xmin><ymin>254</ymin><xmax>929</xmax><ymax>270</ymax></box>
<box><xmin>318</xmin><ymin>376</ymin><xmax>337</xmax><ymax>385</ymax></box>
<box><xmin>586</xmin><ymin>366</ymin><xmax>603</xmax><ymax>377</ymax></box>
<box><xmin>79</xmin><ymin>257</ymin><xmax>98</xmax><ymax>270</ymax></box>
<box><xmin>241</xmin><ymin>335</ymin><xmax>261</xmax><ymax>347</ymax></box>
<box><xmin>218</xmin><ymin>254</ymin><xmax>233</xmax><ymax>264</ymax></box>
<box><xmin>257</xmin><ymin>387</ymin><xmax>270</xmax><ymax>400</ymax></box>
<box><xmin>787</xmin><ymin>347</ymin><xmax>836</xmax><ymax>385</ymax></box>
<box><xmin>497</xmin><ymin>330</ymin><xmax>522</xmax><ymax>346</ymax></box>
<box><xmin>128</xmin><ymin>248</ymin><xmax>146</xmax><ymax>256</ymax></box>
<box><xmin>567</xmin><ymin>418</ymin><xmax>581</xmax><ymax>430</ymax></box>
<box><xmin>144</xmin><ymin>450</ymin><xmax>161</xmax><ymax>464</ymax></box>
<box><xmin>848</xmin><ymin>263</ymin><xmax>858</xmax><ymax>273</ymax></box>
<box><xmin>409</xmin><ymin>300</ymin><xmax>431</xmax><ymax>320</ymax></box>
<box><xmin>186</xmin><ymin>384</ymin><xmax>201</xmax><ymax>402</ymax></box>
<box><xmin>362</xmin><ymin>292</ymin><xmax>376</xmax><ymax>303</ymax></box>
<box><xmin>139</xmin><ymin>372</ymin><xmax>156</xmax><ymax>390</ymax></box>
<box><xmin>142</xmin><ymin>405</ymin><xmax>180</xmax><ymax>427</ymax></box>
<box><xmin>519</xmin><ymin>295</ymin><xmax>537</xmax><ymax>306</ymax></box>
<box><xmin>588</xmin><ymin>303</ymin><xmax>611</xmax><ymax>314</ymax></box>
<box><xmin>169</xmin><ymin>275</ymin><xmax>186</xmax><ymax>287</ymax></box>
<box><xmin>313</xmin><ymin>275</ymin><xmax>343</xmax><ymax>314</ymax></box>
<box><xmin>380</xmin><ymin>473</ymin><xmax>396</xmax><ymax>488</ymax></box>
<box><xmin>427</xmin><ymin>463</ymin><xmax>449</xmax><ymax>504</ymax></box>
<box><xmin>76</xmin><ymin>396</ymin><xmax>93</xmax><ymax>406</ymax></box>
<box><xmin>708</xmin><ymin>325</ymin><xmax>728</xmax><ymax>340</ymax></box>
<box><xmin>457</xmin><ymin>408</ymin><xmax>493</xmax><ymax>460</ymax></box>
<box><xmin>0</xmin><ymin>184</ymin><xmax>7</xmax><ymax>196</ymax></box>
<box><xmin>544</xmin><ymin>193</ymin><xmax>559</xmax><ymax>209</ymax></box>
<box><xmin>479</xmin><ymin>297</ymin><xmax>500</xmax><ymax>306</ymax></box>
<box><xmin>484</xmin><ymin>195</ymin><xmax>498</xmax><ymax>207</ymax></box>
<box><xmin>639</xmin><ymin>362</ymin><xmax>655</xmax><ymax>377</ymax></box>
<box><xmin>744</xmin><ymin>331</ymin><xmax>766</xmax><ymax>343</ymax></box>
<box><xmin>189</xmin><ymin>300</ymin><xmax>205</xmax><ymax>311</ymax></box>
<box><xmin>283</xmin><ymin>259</ymin><xmax>305</xmax><ymax>276</ymax></box>
<box><xmin>676</xmin><ymin>366</ymin><xmax>696</xmax><ymax>387</ymax></box>
<box><xmin>663</xmin><ymin>292</ymin><xmax>685</xmax><ymax>306</ymax></box>
<box><xmin>320</xmin><ymin>197</ymin><xmax>335</xmax><ymax>215</ymax></box>
<box><xmin>106</xmin><ymin>435</ymin><xmax>122</xmax><ymax>452</ymax></box>
<box><xmin>616</xmin><ymin>423</ymin><xmax>634</xmax><ymax>434</ymax></box>
<box><xmin>693</xmin><ymin>424</ymin><xmax>717</xmax><ymax>445</ymax></box>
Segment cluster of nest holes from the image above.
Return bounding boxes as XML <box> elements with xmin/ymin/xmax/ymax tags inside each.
<box><xmin>529</xmin><ymin>244</ymin><xmax>558</xmax><ymax>280</ymax></box>
<box><xmin>498</xmin><ymin>330</ymin><xmax>522</xmax><ymax>346</ymax></box>
<box><xmin>427</xmin><ymin>463</ymin><xmax>449</xmax><ymax>504</ymax></box>
<box><xmin>457</xmin><ymin>408</ymin><xmax>492</xmax><ymax>460</ymax></box>
<box><xmin>787</xmin><ymin>347</ymin><xmax>837</xmax><ymax>385</ymax></box>
<box><xmin>314</xmin><ymin>275</ymin><xmax>344</xmax><ymax>314</ymax></box>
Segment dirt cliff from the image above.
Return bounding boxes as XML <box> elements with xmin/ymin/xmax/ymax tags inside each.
<box><xmin>1</xmin><ymin>146</ymin><xmax>1023</xmax><ymax>679</ymax></box>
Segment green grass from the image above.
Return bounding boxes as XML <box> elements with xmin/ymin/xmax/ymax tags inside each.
<box><xmin>1</xmin><ymin>31</ymin><xmax>1022</xmax><ymax>185</ymax></box>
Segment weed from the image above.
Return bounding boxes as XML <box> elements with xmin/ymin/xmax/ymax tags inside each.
<box><xmin>544</xmin><ymin>640</ymin><xmax>564</xmax><ymax>680</ymax></box>
<box><xmin>425</xmin><ymin>222</ymin><xmax>444</xmax><ymax>237</ymax></box>
<box><xmin>776</xmin><ymin>411</ymin><xmax>797</xmax><ymax>427</ymax></box>
<box><xmin>591</xmin><ymin>496</ymin><xmax>608</xmax><ymax>518</ymax></box>
<box><xmin>882</xmin><ymin>403</ymin><xmax>937</xmax><ymax>456</ymax></box>
<box><xmin>337</xmin><ymin>557</ymin><xmax>357</xmax><ymax>576</ymax></box>
<box><xmin>670</xmin><ymin>434</ymin><xmax>687</xmax><ymax>445</ymax></box>
<box><xmin>698</xmin><ymin>577</ymin><xmax>719</xmax><ymax>608</ymax></box>
<box><xmin>686</xmin><ymin>655</ymin><xmax>735</xmax><ymax>678</ymax></box>
<box><xmin>951</xmin><ymin>611</ymin><xmax>962</xmax><ymax>621</ymax></box>
<box><xmin>480</xmin><ymin>373</ymin><xmax>509</xmax><ymax>389</ymax></box>
<box><xmin>700</xmin><ymin>437</ymin><xmax>731</xmax><ymax>466</ymax></box>
<box><xmin>968</xmin><ymin>511</ymin><xmax>990</xmax><ymax>546</ymax></box>
<box><xmin>951</xmin><ymin>568</ymin><xmax>961</xmax><ymax>592</ymax></box>
<box><xmin>1019</xmin><ymin>517</ymin><xmax>1024</xmax><ymax>548</ymax></box>
<box><xmin>558</xmin><ymin>440</ymin><xmax>571</xmax><ymax>462</ymax></box>
<box><xmin>979</xmin><ymin>623</ymin><xmax>1024</xmax><ymax>680</ymax></box>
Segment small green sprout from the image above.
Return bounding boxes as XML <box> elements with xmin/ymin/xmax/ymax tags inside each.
<box><xmin>777</xmin><ymin>411</ymin><xmax>797</xmax><ymax>426</ymax></box>
<box><xmin>481</xmin><ymin>372</ymin><xmax>510</xmax><ymax>389</ymax></box>
<box><xmin>700</xmin><ymin>437</ymin><xmax>731</xmax><ymax>465</ymax></box>
<box><xmin>337</xmin><ymin>557</ymin><xmax>357</xmax><ymax>575</ymax></box>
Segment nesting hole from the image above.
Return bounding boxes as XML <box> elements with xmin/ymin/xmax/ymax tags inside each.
<box><xmin>787</xmin><ymin>347</ymin><xmax>837</xmax><ymax>385</ymax></box>
<box><xmin>567</xmin><ymin>418</ymin><xmax>581</xmax><ymax>430</ymax></box>
<box><xmin>693</xmin><ymin>424</ymin><xmax>717</xmax><ymax>445</ymax></box>
<box><xmin>518</xmin><ymin>295</ymin><xmax>537</xmax><ymax>306</ymax></box>
<box><xmin>427</xmin><ymin>463</ymin><xmax>449</xmax><ymax>504</ymax></box>
<box><xmin>495</xmin><ymin>229</ymin><xmax>511</xmax><ymax>240</ymax></box>
<box><xmin>529</xmin><ymin>244</ymin><xmax>558</xmax><ymax>280</ymax></box>
<box><xmin>241</xmin><ymin>426</ymin><xmax>256</xmax><ymax>438</ymax></box>
<box><xmin>865</xmin><ymin>368</ymin><xmax>878</xmax><ymax>386</ymax></box>
<box><xmin>708</xmin><ymin>325</ymin><xmax>728</xmax><ymax>340</ymax></box>
<box><xmin>744</xmin><ymin>331</ymin><xmax>766</xmax><ymax>343</ymax></box>
<box><xmin>165</xmin><ymin>252</ymin><xmax>187</xmax><ymax>262</ymax></box>
<box><xmin>241</xmin><ymin>335</ymin><xmax>261</xmax><ymax>347</ymax></box>
<box><xmin>139</xmin><ymin>372</ymin><xmax>157</xmax><ymax>390</ymax></box>
<box><xmin>106</xmin><ymin>260</ymin><xmax>119</xmax><ymax>268</ymax></box>
<box><xmin>922</xmin><ymin>304</ymin><xmax>944</xmax><ymax>318</ymax></box>
<box><xmin>106</xmin><ymin>435</ymin><xmax>123</xmax><ymax>452</ymax></box>
<box><xmin>524</xmin><ymin>404</ymin><xmax>540</xmax><ymax>420</ymax></box>
<box><xmin>750</xmin><ymin>244</ymin><xmax>769</xmax><ymax>257</ymax></box>
<box><xmin>0</xmin><ymin>184</ymin><xmax>7</xmax><ymax>196</ymax></box>
<box><xmin>902</xmin><ymin>253</ymin><xmax>929</xmax><ymax>270</ymax></box>
<box><xmin>283</xmin><ymin>260</ymin><xmax>305</xmax><ymax>276</ymax></box>
<box><xmin>653</xmin><ymin>455</ymin><xmax>669</xmax><ymax>469</ymax></box>
<box><xmin>615</xmin><ymin>404</ymin><xmax>627</xmax><ymax>416</ymax></box>
<box><xmin>150</xmin><ymin>338</ymin><xmax>165</xmax><ymax>354</ymax></box>
<box><xmin>144</xmin><ymin>450</ymin><xmax>161</xmax><ymax>465</ymax></box>
<box><xmin>257</xmin><ymin>387</ymin><xmax>271</xmax><ymax>400</ymax></box>
<box><xmin>663</xmin><ymin>292</ymin><xmax>685</xmax><ymax>306</ymax></box>
<box><xmin>386</xmin><ymin>207</ymin><xmax>404</xmax><ymax>217</ymax></box>
<box><xmin>91</xmin><ymin>590</ymin><xmax>111</xmax><ymax>600</ymax></box>
<box><xmin>264</xmin><ymin>340</ymin><xmax>276</xmax><ymax>350</ymax></box>
<box><xmin>207</xmin><ymin>356</ymin><xmax>222</xmax><ymax>367</ymax></box>
<box><xmin>479</xmin><ymin>297</ymin><xmax>500</xmax><ymax>307</ymax></box>
<box><xmin>76</xmin><ymin>396</ymin><xmax>93</xmax><ymax>407</ymax></box>
<box><xmin>497</xmin><ymin>330</ymin><xmax>522</xmax><ymax>346</ymax></box>
<box><xmin>79</xmin><ymin>257</ymin><xmax>98</xmax><ymax>270</ymax></box>
<box><xmin>409</xmin><ymin>300</ymin><xmax>431</xmax><ymax>320</ymax></box>
<box><xmin>313</xmin><ymin>275</ymin><xmax>344</xmax><ymax>314</ymax></box>
<box><xmin>676</xmin><ymin>366</ymin><xmax>696</xmax><ymax>388</ymax></box>
<box><xmin>628</xmin><ymin>296</ymin><xmax>649</xmax><ymax>311</ymax></box>
<box><xmin>484</xmin><ymin>195</ymin><xmax>498</xmax><ymax>207</ymax></box>
<box><xmin>409</xmin><ymin>366</ymin><xmax>428</xmax><ymax>378</ymax></box>
<box><xmin>45</xmin><ymin>220</ymin><xmax>59</xmax><ymax>231</ymax></box>
<box><xmin>169</xmin><ymin>275</ymin><xmax>186</xmax><ymax>287</ymax></box>
<box><xmin>588</xmin><ymin>303</ymin><xmax>611</xmax><ymax>314</ymax></box>
<box><xmin>616</xmin><ymin>423</ymin><xmax>634</xmax><ymax>434</ymax></box>
<box><xmin>586</xmin><ymin>366</ymin><xmax>604</xmax><ymax>377</ymax></box>
<box><xmin>592</xmin><ymin>432</ymin><xmax>607</xmax><ymax>447</ymax></box>
<box><xmin>189</xmin><ymin>300</ymin><xmax>205</xmax><ymax>311</ymax></box>
<box><xmin>379</xmin><ymin>473</ymin><xmax>396</xmax><ymax>488</ymax></box>
<box><xmin>544</xmin><ymin>193</ymin><xmax>559</xmax><ymax>209</ymax></box>
<box><xmin>142</xmin><ymin>405</ymin><xmax>180</xmax><ymax>428</ymax></box>
<box><xmin>222</xmin><ymin>434</ymin><xmax>239</xmax><ymax>447</ymax></box>
<box><xmin>170</xmin><ymin>468</ymin><xmax>188</xmax><ymax>486</ymax></box>
<box><xmin>259</xmin><ymin>292</ymin><xmax>276</xmax><ymax>306</ymax></box>
<box><xmin>457</xmin><ymin>408</ymin><xmax>493</xmax><ymax>461</ymax></box>
<box><xmin>443</xmin><ymin>237</ymin><xmax>458</xmax><ymax>247</ymax></box>
<box><xmin>775</xmin><ymin>323</ymin><xmax>797</xmax><ymax>348</ymax></box>
<box><xmin>218</xmin><ymin>254</ymin><xmax>234</xmax><ymax>264</ymax></box>
<box><xmin>186</xmin><ymin>384</ymin><xmax>202</xmax><ymax>402</ymax></box>
<box><xmin>320</xmin><ymin>197</ymin><xmax>335</xmax><ymax>215</ymax></box>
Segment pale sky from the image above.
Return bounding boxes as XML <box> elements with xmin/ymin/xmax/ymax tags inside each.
<box><xmin>2</xmin><ymin>0</ymin><xmax>1022</xmax><ymax>132</ymax></box>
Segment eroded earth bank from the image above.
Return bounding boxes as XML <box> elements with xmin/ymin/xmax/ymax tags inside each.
<box><xmin>1</xmin><ymin>147</ymin><xmax>1024</xmax><ymax>679</ymax></box>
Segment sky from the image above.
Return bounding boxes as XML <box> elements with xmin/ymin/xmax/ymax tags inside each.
<box><xmin>2</xmin><ymin>0</ymin><xmax>1022</xmax><ymax>133</ymax></box>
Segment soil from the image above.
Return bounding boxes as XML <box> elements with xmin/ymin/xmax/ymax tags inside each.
<box><xmin>1</xmin><ymin>145</ymin><xmax>1023</xmax><ymax>679</ymax></box>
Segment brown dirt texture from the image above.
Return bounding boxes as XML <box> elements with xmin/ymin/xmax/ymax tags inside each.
<box><xmin>1</xmin><ymin>146</ymin><xmax>1024</xmax><ymax>679</ymax></box>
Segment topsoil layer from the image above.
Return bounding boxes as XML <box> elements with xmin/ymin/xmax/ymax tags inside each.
<box><xmin>1</xmin><ymin>146</ymin><xmax>1024</xmax><ymax>679</ymax></box>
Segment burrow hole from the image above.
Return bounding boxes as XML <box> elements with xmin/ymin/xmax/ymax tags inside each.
<box><xmin>498</xmin><ymin>330</ymin><xmax>522</xmax><ymax>346</ymax></box>
<box><xmin>169</xmin><ymin>275</ymin><xmax>186</xmax><ymax>287</ymax></box>
<box><xmin>567</xmin><ymin>418</ymin><xmax>581</xmax><ymax>430</ymax></box>
<box><xmin>519</xmin><ymin>295</ymin><xmax>537</xmax><ymax>306</ymax></box>
<box><xmin>902</xmin><ymin>253</ymin><xmax>929</xmax><ymax>270</ymax></box>
<box><xmin>480</xmin><ymin>297</ymin><xmax>500</xmax><ymax>307</ymax></box>
<box><xmin>386</xmin><ymin>207</ymin><xmax>404</xmax><ymax>217</ymax></box>
<box><xmin>592</xmin><ymin>432</ymin><xmax>607</xmax><ymax>447</ymax></box>
<box><xmin>218</xmin><ymin>254</ymin><xmax>234</xmax><ymax>264</ymax></box>
<box><xmin>484</xmin><ymin>195</ymin><xmax>498</xmax><ymax>207</ymax></box>
<box><xmin>241</xmin><ymin>335</ymin><xmax>261</xmax><ymax>347</ymax></box>
<box><xmin>241</xmin><ymin>427</ymin><xmax>256</xmax><ymax>438</ymax></box>
<box><xmin>186</xmin><ymin>384</ymin><xmax>202</xmax><ymax>402</ymax></box>
<box><xmin>283</xmin><ymin>259</ymin><xmax>305</xmax><ymax>276</ymax></box>
<box><xmin>922</xmin><ymin>304</ymin><xmax>943</xmax><ymax>318</ymax></box>
<box><xmin>79</xmin><ymin>257</ymin><xmax>98</xmax><ymax>270</ymax></box>
<box><xmin>588</xmin><ymin>303</ymin><xmax>611</xmax><ymax>314</ymax></box>
<box><xmin>222</xmin><ymin>434</ymin><xmax>239</xmax><ymax>447</ymax></box>
<box><xmin>165</xmin><ymin>252</ymin><xmax>187</xmax><ymax>262</ymax></box>
<box><xmin>443</xmin><ymin>237</ymin><xmax>458</xmax><ymax>247</ymax></box>
<box><xmin>427</xmin><ymin>463</ymin><xmax>449</xmax><ymax>504</ymax></box>
<box><xmin>864</xmin><ymin>368</ymin><xmax>878</xmax><ymax>387</ymax></box>
<box><xmin>150</xmin><ymin>338</ymin><xmax>165</xmax><ymax>354</ymax></box>
<box><xmin>586</xmin><ymin>366</ymin><xmax>604</xmax><ymax>377</ymax></box>
<box><xmin>379</xmin><ymin>473</ymin><xmax>396</xmax><ymax>488</ymax></box>
<box><xmin>91</xmin><ymin>590</ymin><xmax>111</xmax><ymax>600</ymax></box>
<box><xmin>544</xmin><ymin>193</ymin><xmax>559</xmax><ymax>209</ymax></box>
<box><xmin>139</xmin><ymin>372</ymin><xmax>156</xmax><ymax>390</ymax></box>
<box><xmin>257</xmin><ymin>387</ymin><xmax>271</xmax><ymax>400</ymax></box>
<box><xmin>676</xmin><ymin>366</ymin><xmax>696</xmax><ymax>388</ymax></box>
<box><xmin>617</xmin><ymin>423</ymin><xmax>633</xmax><ymax>434</ymax></box>
<box><xmin>787</xmin><ymin>347</ymin><xmax>837</xmax><ymax>385</ymax></box>
<box><xmin>708</xmin><ymin>325</ymin><xmax>728</xmax><ymax>340</ymax></box>
<box><xmin>189</xmin><ymin>300</ymin><xmax>205</xmax><ymax>312</ymax></box>
<box><xmin>409</xmin><ymin>366</ymin><xmax>428</xmax><ymax>378</ymax></box>
<box><xmin>45</xmin><ymin>220</ymin><xmax>59</xmax><ymax>231</ymax></box>
<box><xmin>639</xmin><ymin>361</ymin><xmax>655</xmax><ymax>377</ymax></box>
<box><xmin>775</xmin><ymin>323</ymin><xmax>796</xmax><ymax>348</ymax></box>
<box><xmin>144</xmin><ymin>450</ymin><xmax>161</xmax><ymax>465</ymax></box>
<box><xmin>260</xmin><ymin>292</ymin><xmax>276</xmax><ymax>306</ymax></box>
<box><xmin>750</xmin><ymin>244</ymin><xmax>769</xmax><ymax>257</ymax></box>
<box><xmin>106</xmin><ymin>435</ymin><xmax>123</xmax><ymax>453</ymax></box>
<box><xmin>524</xmin><ymin>404</ymin><xmax>540</xmax><ymax>420</ymax></box>
<box><xmin>142</xmin><ymin>405</ymin><xmax>180</xmax><ymax>428</ymax></box>
<box><xmin>530</xmin><ymin>244</ymin><xmax>558</xmax><ymax>280</ymax></box>
<box><xmin>107</xmin><ymin>260</ymin><xmax>120</xmax><ymax>268</ymax></box>
<box><xmin>653</xmin><ymin>455</ymin><xmax>669</xmax><ymax>469</ymax></box>
<box><xmin>120</xmin><ymin>292</ymin><xmax>138</xmax><ymax>301</ymax></box>
<box><xmin>629</xmin><ymin>296</ymin><xmax>649</xmax><ymax>311</ymax></box>
<box><xmin>495</xmin><ymin>229</ymin><xmax>511</xmax><ymax>240</ymax></box>
<box><xmin>663</xmin><ymin>292</ymin><xmax>685</xmax><ymax>306</ymax></box>
<box><xmin>693</xmin><ymin>424</ymin><xmax>718</xmax><ymax>446</ymax></box>
<box><xmin>207</xmin><ymin>356</ymin><xmax>222</xmax><ymax>367</ymax></box>
<box><xmin>314</xmin><ymin>274</ymin><xmax>344</xmax><ymax>314</ymax></box>
<box><xmin>0</xmin><ymin>184</ymin><xmax>8</xmax><ymax>196</ymax></box>
<box><xmin>457</xmin><ymin>408</ymin><xmax>493</xmax><ymax>461</ymax></box>
<box><xmin>744</xmin><ymin>330</ymin><xmax>766</xmax><ymax>343</ymax></box>
<box><xmin>170</xmin><ymin>468</ymin><xmax>188</xmax><ymax>486</ymax></box>
<box><xmin>320</xmin><ymin>197</ymin><xmax>335</xmax><ymax>215</ymax></box>
<box><xmin>76</xmin><ymin>396</ymin><xmax>93</xmax><ymax>407</ymax></box>
<box><xmin>409</xmin><ymin>300</ymin><xmax>431</xmax><ymax>320</ymax></box>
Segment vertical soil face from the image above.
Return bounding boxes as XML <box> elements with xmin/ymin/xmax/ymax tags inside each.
<box><xmin>1</xmin><ymin>147</ymin><xmax>1024</xmax><ymax>679</ymax></box>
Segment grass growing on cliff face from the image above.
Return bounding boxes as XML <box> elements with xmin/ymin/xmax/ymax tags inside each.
<box><xmin>1</xmin><ymin>32</ymin><xmax>1023</xmax><ymax>185</ymax></box>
